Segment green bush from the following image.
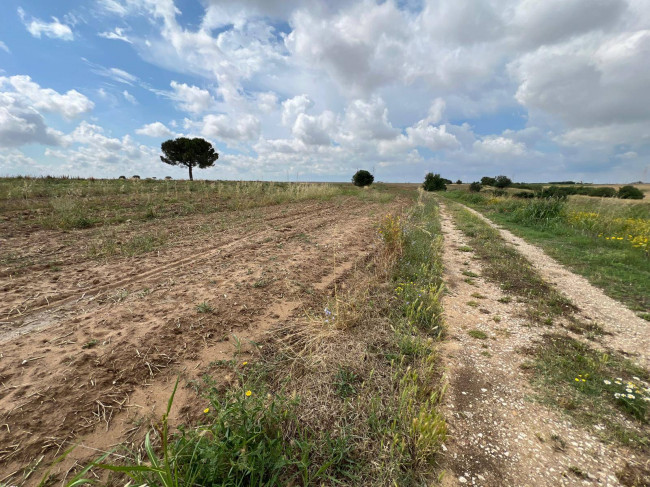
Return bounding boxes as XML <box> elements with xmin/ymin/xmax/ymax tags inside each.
<box><xmin>513</xmin><ymin>191</ymin><xmax>534</xmax><ymax>199</ymax></box>
<box><xmin>589</xmin><ymin>187</ymin><xmax>617</xmax><ymax>198</ymax></box>
<box><xmin>422</xmin><ymin>173</ymin><xmax>447</xmax><ymax>191</ymax></box>
<box><xmin>352</xmin><ymin>170</ymin><xmax>374</xmax><ymax>187</ymax></box>
<box><xmin>617</xmin><ymin>185</ymin><xmax>644</xmax><ymax>200</ymax></box>
<box><xmin>494</xmin><ymin>175</ymin><xmax>512</xmax><ymax>188</ymax></box>
<box><xmin>481</xmin><ymin>176</ymin><xmax>496</xmax><ymax>186</ymax></box>
<box><xmin>469</xmin><ymin>182</ymin><xmax>482</xmax><ymax>193</ymax></box>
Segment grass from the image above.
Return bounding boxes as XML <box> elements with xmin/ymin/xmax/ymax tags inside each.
<box><xmin>467</xmin><ymin>330</ymin><xmax>488</xmax><ymax>340</ymax></box>
<box><xmin>443</xmin><ymin>190</ymin><xmax>650</xmax><ymax>313</ymax></box>
<box><xmin>527</xmin><ymin>333</ymin><xmax>649</xmax><ymax>449</ymax></box>
<box><xmin>61</xmin><ymin>189</ymin><xmax>448</xmax><ymax>486</ymax></box>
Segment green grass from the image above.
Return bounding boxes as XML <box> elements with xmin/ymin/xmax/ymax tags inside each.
<box><xmin>443</xmin><ymin>190</ymin><xmax>650</xmax><ymax>313</ymax></box>
<box><xmin>527</xmin><ymin>333</ymin><xmax>649</xmax><ymax>448</ymax></box>
<box><xmin>468</xmin><ymin>330</ymin><xmax>488</xmax><ymax>339</ymax></box>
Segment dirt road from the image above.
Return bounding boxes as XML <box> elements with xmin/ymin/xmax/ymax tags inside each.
<box><xmin>438</xmin><ymin>202</ymin><xmax>648</xmax><ymax>487</ymax></box>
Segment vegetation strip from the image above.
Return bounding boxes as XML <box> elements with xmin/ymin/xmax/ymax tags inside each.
<box><xmin>442</xmin><ymin>189</ymin><xmax>649</xmax><ymax>315</ymax></box>
<box><xmin>62</xmin><ymin>191</ymin><xmax>447</xmax><ymax>486</ymax></box>
<box><xmin>441</xmin><ymin>199</ymin><xmax>649</xmax><ymax>452</ymax></box>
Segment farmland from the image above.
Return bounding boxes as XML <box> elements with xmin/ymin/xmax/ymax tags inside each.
<box><xmin>1</xmin><ymin>177</ymin><xmax>649</xmax><ymax>486</ymax></box>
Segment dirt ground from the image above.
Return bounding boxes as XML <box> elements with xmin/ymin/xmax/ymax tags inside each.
<box><xmin>0</xmin><ymin>196</ymin><xmax>402</xmax><ymax>485</ymax></box>
<box><xmin>437</xmin><ymin>202</ymin><xmax>648</xmax><ymax>487</ymax></box>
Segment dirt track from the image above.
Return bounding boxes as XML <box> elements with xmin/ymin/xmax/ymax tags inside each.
<box><xmin>0</xmin><ymin>197</ymin><xmax>401</xmax><ymax>482</ymax></box>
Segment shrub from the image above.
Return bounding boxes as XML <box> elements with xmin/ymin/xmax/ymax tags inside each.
<box><xmin>589</xmin><ymin>187</ymin><xmax>617</xmax><ymax>198</ymax></box>
<box><xmin>423</xmin><ymin>173</ymin><xmax>447</xmax><ymax>191</ymax></box>
<box><xmin>513</xmin><ymin>191</ymin><xmax>534</xmax><ymax>199</ymax></box>
<box><xmin>537</xmin><ymin>186</ymin><xmax>570</xmax><ymax>200</ymax></box>
<box><xmin>494</xmin><ymin>175</ymin><xmax>512</xmax><ymax>188</ymax></box>
<box><xmin>455</xmin><ymin>179</ymin><xmax>462</xmax><ymax>184</ymax></box>
<box><xmin>118</xmin><ymin>175</ymin><xmax>126</xmax><ymax>179</ymax></box>
<box><xmin>352</xmin><ymin>169</ymin><xmax>374</xmax><ymax>187</ymax></box>
<box><xmin>618</xmin><ymin>185</ymin><xmax>644</xmax><ymax>200</ymax></box>
<box><xmin>469</xmin><ymin>182</ymin><xmax>482</xmax><ymax>193</ymax></box>
<box><xmin>132</xmin><ymin>175</ymin><xmax>141</xmax><ymax>179</ymax></box>
<box><xmin>481</xmin><ymin>176</ymin><xmax>496</xmax><ymax>186</ymax></box>
<box><xmin>491</xmin><ymin>189</ymin><xmax>507</xmax><ymax>197</ymax></box>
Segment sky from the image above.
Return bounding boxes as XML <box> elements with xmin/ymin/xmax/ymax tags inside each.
<box><xmin>0</xmin><ymin>0</ymin><xmax>649</xmax><ymax>183</ymax></box>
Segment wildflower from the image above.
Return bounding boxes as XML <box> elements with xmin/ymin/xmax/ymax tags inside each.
<box><xmin>242</xmin><ymin>361</ymin><xmax>248</xmax><ymax>366</ymax></box>
<box><xmin>245</xmin><ymin>390</ymin><xmax>252</xmax><ymax>397</ymax></box>
<box><xmin>627</xmin><ymin>394</ymin><xmax>635</xmax><ymax>399</ymax></box>
<box><xmin>574</xmin><ymin>378</ymin><xmax>580</xmax><ymax>382</ymax></box>
<box><xmin>581</xmin><ymin>379</ymin><xmax>586</xmax><ymax>382</ymax></box>
<box><xmin>204</xmin><ymin>408</ymin><xmax>210</xmax><ymax>414</ymax></box>
<box><xmin>615</xmin><ymin>381</ymin><xmax>622</xmax><ymax>385</ymax></box>
<box><xmin>626</xmin><ymin>388</ymin><xmax>633</xmax><ymax>393</ymax></box>
<box><xmin>633</xmin><ymin>376</ymin><xmax>640</xmax><ymax>381</ymax></box>
<box><xmin>603</xmin><ymin>380</ymin><xmax>611</xmax><ymax>385</ymax></box>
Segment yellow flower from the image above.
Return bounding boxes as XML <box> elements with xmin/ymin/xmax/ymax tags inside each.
<box><xmin>575</xmin><ymin>378</ymin><xmax>579</xmax><ymax>382</ymax></box>
<box><xmin>242</xmin><ymin>361</ymin><xmax>248</xmax><ymax>366</ymax></box>
<box><xmin>245</xmin><ymin>390</ymin><xmax>252</xmax><ymax>397</ymax></box>
<box><xmin>204</xmin><ymin>408</ymin><xmax>210</xmax><ymax>414</ymax></box>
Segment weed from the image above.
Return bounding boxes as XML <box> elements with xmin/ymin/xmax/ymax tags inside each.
<box><xmin>458</xmin><ymin>245</ymin><xmax>473</xmax><ymax>252</ymax></box>
<box><xmin>462</xmin><ymin>270</ymin><xmax>479</xmax><ymax>278</ymax></box>
<box><xmin>81</xmin><ymin>339</ymin><xmax>98</xmax><ymax>349</ymax></box>
<box><xmin>466</xmin><ymin>300</ymin><xmax>479</xmax><ymax>307</ymax></box>
<box><xmin>470</xmin><ymin>292</ymin><xmax>486</xmax><ymax>299</ymax></box>
<box><xmin>468</xmin><ymin>330</ymin><xmax>488</xmax><ymax>339</ymax></box>
<box><xmin>196</xmin><ymin>302</ymin><xmax>213</xmax><ymax>314</ymax></box>
<box><xmin>334</xmin><ymin>366</ymin><xmax>360</xmax><ymax>399</ymax></box>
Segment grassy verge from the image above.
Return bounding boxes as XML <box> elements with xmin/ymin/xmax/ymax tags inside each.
<box><xmin>443</xmin><ymin>199</ymin><xmax>649</xmax><ymax>451</ymax></box>
<box><xmin>59</xmin><ymin>191</ymin><xmax>447</xmax><ymax>486</ymax></box>
<box><xmin>442</xmin><ymin>190</ymin><xmax>650</xmax><ymax>315</ymax></box>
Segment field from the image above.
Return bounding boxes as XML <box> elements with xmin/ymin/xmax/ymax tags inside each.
<box><xmin>0</xmin><ymin>178</ymin><xmax>448</xmax><ymax>486</ymax></box>
<box><xmin>1</xmin><ymin>177</ymin><xmax>649</xmax><ymax>486</ymax></box>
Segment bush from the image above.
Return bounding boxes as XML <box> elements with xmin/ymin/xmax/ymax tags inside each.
<box><xmin>118</xmin><ymin>175</ymin><xmax>126</xmax><ymax>179</ymax></box>
<box><xmin>513</xmin><ymin>191</ymin><xmax>534</xmax><ymax>199</ymax></box>
<box><xmin>589</xmin><ymin>187</ymin><xmax>617</xmax><ymax>198</ymax></box>
<box><xmin>469</xmin><ymin>182</ymin><xmax>482</xmax><ymax>193</ymax></box>
<box><xmin>617</xmin><ymin>185</ymin><xmax>644</xmax><ymax>200</ymax></box>
<box><xmin>352</xmin><ymin>170</ymin><xmax>374</xmax><ymax>187</ymax></box>
<box><xmin>132</xmin><ymin>175</ymin><xmax>141</xmax><ymax>179</ymax></box>
<box><xmin>423</xmin><ymin>173</ymin><xmax>447</xmax><ymax>191</ymax></box>
<box><xmin>491</xmin><ymin>189</ymin><xmax>507</xmax><ymax>197</ymax></box>
<box><xmin>494</xmin><ymin>175</ymin><xmax>512</xmax><ymax>188</ymax></box>
<box><xmin>481</xmin><ymin>176</ymin><xmax>496</xmax><ymax>186</ymax></box>
<box><xmin>455</xmin><ymin>179</ymin><xmax>462</xmax><ymax>184</ymax></box>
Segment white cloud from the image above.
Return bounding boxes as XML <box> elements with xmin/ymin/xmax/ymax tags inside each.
<box><xmin>0</xmin><ymin>95</ymin><xmax>63</xmax><ymax>148</ymax></box>
<box><xmin>18</xmin><ymin>7</ymin><xmax>74</xmax><ymax>41</ymax></box>
<box><xmin>0</xmin><ymin>41</ymin><xmax>9</xmax><ymax>53</ymax></box>
<box><xmin>98</xmin><ymin>27</ymin><xmax>132</xmax><ymax>43</ymax></box>
<box><xmin>292</xmin><ymin>111</ymin><xmax>336</xmax><ymax>146</ymax></box>
<box><xmin>189</xmin><ymin>113</ymin><xmax>261</xmax><ymax>143</ymax></box>
<box><xmin>281</xmin><ymin>95</ymin><xmax>313</xmax><ymax>126</ymax></box>
<box><xmin>0</xmin><ymin>75</ymin><xmax>94</xmax><ymax>119</ymax></box>
<box><xmin>473</xmin><ymin>136</ymin><xmax>527</xmax><ymax>156</ymax></box>
<box><xmin>123</xmin><ymin>90</ymin><xmax>137</xmax><ymax>104</ymax></box>
<box><xmin>168</xmin><ymin>81</ymin><xmax>216</xmax><ymax>114</ymax></box>
<box><xmin>136</xmin><ymin>121</ymin><xmax>174</xmax><ymax>138</ymax></box>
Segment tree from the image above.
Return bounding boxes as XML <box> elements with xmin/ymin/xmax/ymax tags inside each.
<box><xmin>423</xmin><ymin>173</ymin><xmax>447</xmax><ymax>191</ymax></box>
<box><xmin>494</xmin><ymin>175</ymin><xmax>512</xmax><ymax>188</ymax></box>
<box><xmin>352</xmin><ymin>169</ymin><xmax>374</xmax><ymax>187</ymax></box>
<box><xmin>617</xmin><ymin>185</ymin><xmax>644</xmax><ymax>199</ymax></box>
<box><xmin>160</xmin><ymin>137</ymin><xmax>218</xmax><ymax>181</ymax></box>
<box><xmin>456</xmin><ymin>179</ymin><xmax>462</xmax><ymax>184</ymax></box>
<box><xmin>481</xmin><ymin>176</ymin><xmax>496</xmax><ymax>186</ymax></box>
<box><xmin>469</xmin><ymin>182</ymin><xmax>482</xmax><ymax>192</ymax></box>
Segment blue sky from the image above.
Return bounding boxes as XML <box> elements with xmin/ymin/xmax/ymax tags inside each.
<box><xmin>0</xmin><ymin>0</ymin><xmax>649</xmax><ymax>182</ymax></box>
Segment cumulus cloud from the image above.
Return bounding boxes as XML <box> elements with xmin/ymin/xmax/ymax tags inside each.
<box><xmin>473</xmin><ymin>136</ymin><xmax>527</xmax><ymax>156</ymax></box>
<box><xmin>0</xmin><ymin>95</ymin><xmax>63</xmax><ymax>148</ymax></box>
<box><xmin>188</xmin><ymin>113</ymin><xmax>261</xmax><ymax>143</ymax></box>
<box><xmin>18</xmin><ymin>8</ymin><xmax>74</xmax><ymax>41</ymax></box>
<box><xmin>168</xmin><ymin>81</ymin><xmax>216</xmax><ymax>114</ymax></box>
<box><xmin>0</xmin><ymin>75</ymin><xmax>94</xmax><ymax>119</ymax></box>
<box><xmin>136</xmin><ymin>121</ymin><xmax>174</xmax><ymax>138</ymax></box>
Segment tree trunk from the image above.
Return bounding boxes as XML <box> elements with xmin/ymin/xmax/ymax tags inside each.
<box><xmin>188</xmin><ymin>164</ymin><xmax>193</xmax><ymax>181</ymax></box>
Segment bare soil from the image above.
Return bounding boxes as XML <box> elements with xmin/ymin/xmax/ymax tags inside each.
<box><xmin>0</xmin><ymin>197</ymin><xmax>402</xmax><ymax>484</ymax></box>
<box><xmin>438</xmin><ymin>203</ymin><xmax>648</xmax><ymax>487</ymax></box>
